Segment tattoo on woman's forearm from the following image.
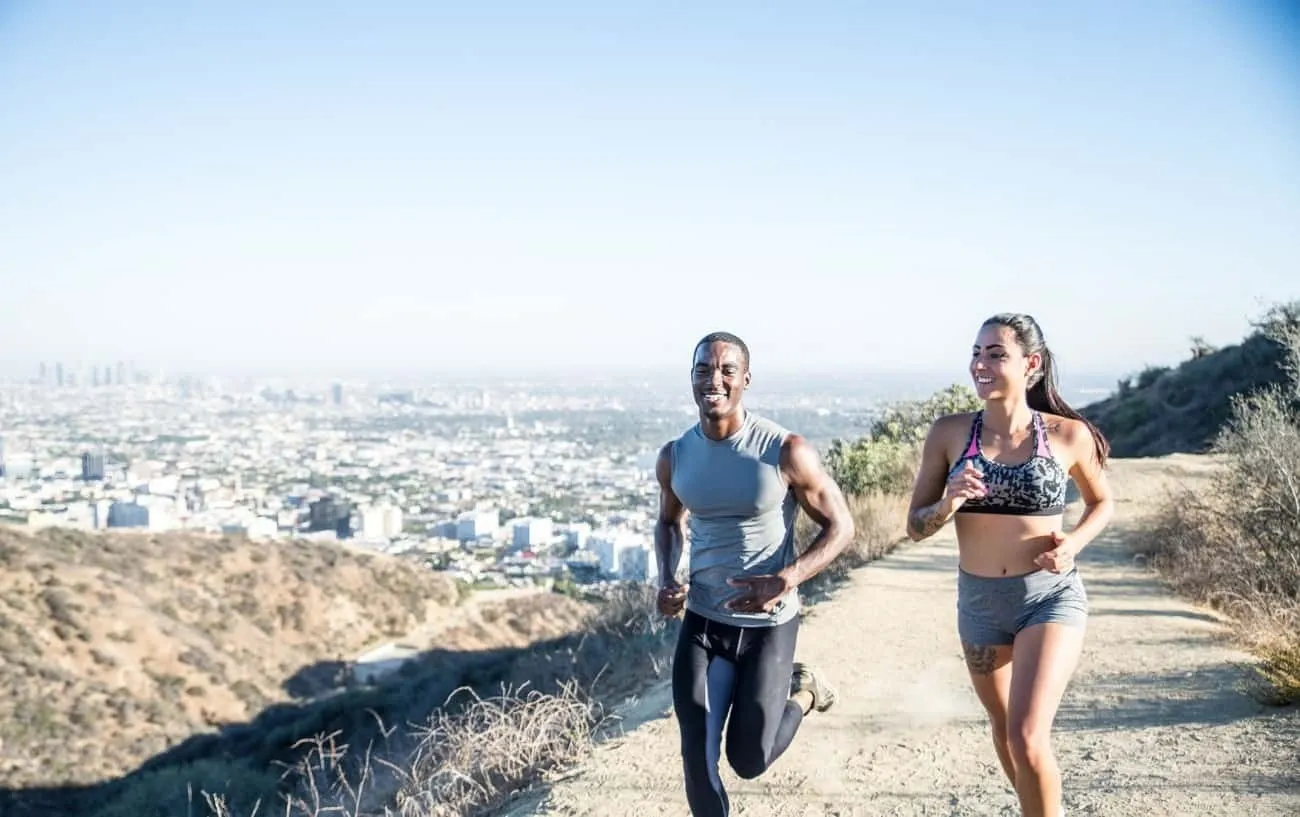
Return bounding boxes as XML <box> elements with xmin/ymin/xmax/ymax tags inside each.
<box><xmin>907</xmin><ymin>504</ymin><xmax>948</xmax><ymax>539</ymax></box>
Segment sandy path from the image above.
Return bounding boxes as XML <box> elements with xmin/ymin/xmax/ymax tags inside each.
<box><xmin>502</xmin><ymin>456</ymin><xmax>1300</xmax><ymax>817</ymax></box>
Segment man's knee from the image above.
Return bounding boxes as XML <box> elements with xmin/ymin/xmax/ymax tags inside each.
<box><xmin>725</xmin><ymin>741</ymin><xmax>771</xmax><ymax>780</ymax></box>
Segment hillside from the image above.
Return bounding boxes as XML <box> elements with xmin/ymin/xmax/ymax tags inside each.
<box><xmin>1082</xmin><ymin>328</ymin><xmax>1289</xmax><ymax>457</ymax></box>
<box><xmin>0</xmin><ymin>526</ymin><xmax>592</xmax><ymax>791</ymax></box>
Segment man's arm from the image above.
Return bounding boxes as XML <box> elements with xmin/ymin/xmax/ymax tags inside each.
<box><xmin>776</xmin><ymin>434</ymin><xmax>856</xmax><ymax>588</ymax></box>
<box><xmin>654</xmin><ymin>443</ymin><xmax>689</xmax><ymax>614</ymax></box>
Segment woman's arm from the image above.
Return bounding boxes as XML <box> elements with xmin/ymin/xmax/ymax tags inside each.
<box><xmin>906</xmin><ymin>415</ymin><xmax>978</xmax><ymax>541</ymax></box>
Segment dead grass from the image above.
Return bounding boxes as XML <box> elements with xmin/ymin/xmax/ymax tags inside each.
<box><xmin>1144</xmin><ymin>495</ymin><xmax>1300</xmax><ymax>706</ymax></box>
<box><xmin>1138</xmin><ymin>382</ymin><xmax>1300</xmax><ymax>706</ymax></box>
<box><xmin>797</xmin><ymin>492</ymin><xmax>910</xmax><ymax>597</ymax></box>
<box><xmin>394</xmin><ymin>682</ymin><xmax>601</xmax><ymax>816</ymax></box>
<box><xmin>194</xmin><ymin>682</ymin><xmax>601</xmax><ymax>817</ymax></box>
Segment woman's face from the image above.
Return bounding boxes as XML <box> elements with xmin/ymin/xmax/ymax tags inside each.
<box><xmin>970</xmin><ymin>323</ymin><xmax>1039</xmax><ymax>401</ymax></box>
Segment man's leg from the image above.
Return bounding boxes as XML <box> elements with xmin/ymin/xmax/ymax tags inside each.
<box><xmin>673</xmin><ymin>612</ymin><xmax>739</xmax><ymax>817</ymax></box>
<box><xmin>722</xmin><ymin>616</ymin><xmax>805</xmax><ymax>780</ymax></box>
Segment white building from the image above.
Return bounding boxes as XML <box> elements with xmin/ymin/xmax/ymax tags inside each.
<box><xmin>457</xmin><ymin>508</ymin><xmax>499</xmax><ymax>542</ymax></box>
<box><xmin>360</xmin><ymin>502</ymin><xmax>404</xmax><ymax>540</ymax></box>
<box><xmin>223</xmin><ymin>516</ymin><xmax>279</xmax><ymax>540</ymax></box>
<box><xmin>92</xmin><ymin>499</ymin><xmax>114</xmax><ymax>530</ymax></box>
<box><xmin>618</xmin><ymin>544</ymin><xmax>658</xmax><ymax>584</ymax></box>
<box><xmin>512</xmin><ymin>517</ymin><xmax>554</xmax><ymax>550</ymax></box>
<box><xmin>588</xmin><ymin>528</ymin><xmax>649</xmax><ymax>578</ymax></box>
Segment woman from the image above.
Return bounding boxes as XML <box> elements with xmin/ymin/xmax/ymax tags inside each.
<box><xmin>906</xmin><ymin>313</ymin><xmax>1113</xmax><ymax>817</ymax></box>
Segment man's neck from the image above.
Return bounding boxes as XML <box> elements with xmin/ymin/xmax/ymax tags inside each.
<box><xmin>700</xmin><ymin>408</ymin><xmax>746</xmax><ymax>441</ymax></box>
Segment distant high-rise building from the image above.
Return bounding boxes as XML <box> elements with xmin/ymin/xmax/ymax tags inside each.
<box><xmin>309</xmin><ymin>495</ymin><xmax>353</xmax><ymax>538</ymax></box>
<box><xmin>116</xmin><ymin>361</ymin><xmax>126</xmax><ymax>385</ymax></box>
<box><xmin>331</xmin><ymin>383</ymin><xmax>343</xmax><ymax>406</ymax></box>
<box><xmin>55</xmin><ymin>362</ymin><xmax>64</xmax><ymax>387</ymax></box>
<box><xmin>38</xmin><ymin>362</ymin><xmax>46</xmax><ymax>383</ymax></box>
<box><xmin>106</xmin><ymin>501</ymin><xmax>149</xmax><ymax>528</ymax></box>
<box><xmin>104</xmin><ymin>365</ymin><xmax>113</xmax><ymax>386</ymax></box>
<box><xmin>91</xmin><ymin>368</ymin><xmax>101</xmax><ymax>388</ymax></box>
<box><xmin>81</xmin><ymin>452</ymin><xmax>106</xmax><ymax>481</ymax></box>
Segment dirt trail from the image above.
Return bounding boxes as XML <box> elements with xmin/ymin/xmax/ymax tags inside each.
<box><xmin>502</xmin><ymin>456</ymin><xmax>1300</xmax><ymax>817</ymax></box>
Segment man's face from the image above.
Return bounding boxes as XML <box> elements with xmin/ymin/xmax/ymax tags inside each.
<box><xmin>691</xmin><ymin>341</ymin><xmax>749</xmax><ymax>420</ymax></box>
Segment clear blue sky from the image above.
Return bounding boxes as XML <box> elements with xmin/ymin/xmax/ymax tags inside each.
<box><xmin>1</xmin><ymin>1</ymin><xmax>1297</xmax><ymax>377</ymax></box>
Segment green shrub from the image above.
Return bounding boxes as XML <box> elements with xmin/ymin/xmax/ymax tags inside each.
<box><xmin>1136</xmin><ymin>365</ymin><xmax>1170</xmax><ymax>389</ymax></box>
<box><xmin>826</xmin><ymin>384</ymin><xmax>981</xmax><ymax>495</ymax></box>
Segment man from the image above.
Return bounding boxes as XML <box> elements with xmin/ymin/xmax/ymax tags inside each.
<box><xmin>655</xmin><ymin>331</ymin><xmax>856</xmax><ymax>817</ymax></box>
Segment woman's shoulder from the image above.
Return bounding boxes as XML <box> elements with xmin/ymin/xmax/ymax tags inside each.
<box><xmin>1038</xmin><ymin>412</ymin><xmax>1095</xmax><ymax>448</ymax></box>
<box><xmin>928</xmin><ymin>410</ymin><xmax>979</xmax><ymax>440</ymax></box>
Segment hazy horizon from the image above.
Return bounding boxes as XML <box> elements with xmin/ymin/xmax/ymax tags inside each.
<box><xmin>2</xmin><ymin>2</ymin><xmax>1297</xmax><ymax>375</ymax></box>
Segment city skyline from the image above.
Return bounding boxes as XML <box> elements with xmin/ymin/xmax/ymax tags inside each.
<box><xmin>2</xmin><ymin>3</ymin><xmax>1297</xmax><ymax>374</ymax></box>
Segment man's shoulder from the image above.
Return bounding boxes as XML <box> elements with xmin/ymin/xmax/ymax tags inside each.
<box><xmin>660</xmin><ymin>423</ymin><xmax>701</xmax><ymax>462</ymax></box>
<box><xmin>668</xmin><ymin>422</ymin><xmax>702</xmax><ymax>446</ymax></box>
<box><xmin>746</xmin><ymin>411</ymin><xmax>792</xmax><ymax>440</ymax></box>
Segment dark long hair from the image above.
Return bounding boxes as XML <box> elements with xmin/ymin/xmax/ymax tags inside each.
<box><xmin>983</xmin><ymin>313</ymin><xmax>1111</xmax><ymax>468</ymax></box>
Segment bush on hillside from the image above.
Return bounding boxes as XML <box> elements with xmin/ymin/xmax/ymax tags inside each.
<box><xmin>1142</xmin><ymin>301</ymin><xmax>1300</xmax><ymax>704</ymax></box>
<box><xmin>1084</xmin><ymin>302</ymin><xmax>1299</xmax><ymax>457</ymax></box>
<box><xmin>825</xmin><ymin>384</ymin><xmax>981</xmax><ymax>495</ymax></box>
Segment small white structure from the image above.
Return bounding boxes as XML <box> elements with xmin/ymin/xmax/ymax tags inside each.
<box><xmin>352</xmin><ymin>642</ymin><xmax>420</xmax><ymax>684</ymax></box>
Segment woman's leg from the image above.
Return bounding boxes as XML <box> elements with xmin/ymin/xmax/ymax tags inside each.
<box><xmin>962</xmin><ymin>642</ymin><xmax>1016</xmax><ymax>783</ymax></box>
<box><xmin>1006</xmin><ymin>622</ymin><xmax>1086</xmax><ymax>817</ymax></box>
<box><xmin>958</xmin><ymin>568</ymin><xmax>1018</xmax><ymax>784</ymax></box>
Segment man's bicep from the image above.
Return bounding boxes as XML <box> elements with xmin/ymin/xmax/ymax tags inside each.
<box><xmin>784</xmin><ymin>436</ymin><xmax>849</xmax><ymax>522</ymax></box>
<box><xmin>655</xmin><ymin>444</ymin><xmax>686</xmax><ymax>522</ymax></box>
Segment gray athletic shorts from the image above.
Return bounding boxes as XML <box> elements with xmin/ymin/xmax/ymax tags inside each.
<box><xmin>957</xmin><ymin>566</ymin><xmax>1089</xmax><ymax>647</ymax></box>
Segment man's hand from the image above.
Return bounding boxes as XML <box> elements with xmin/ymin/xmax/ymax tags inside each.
<box><xmin>724</xmin><ymin>573</ymin><xmax>793</xmax><ymax>614</ymax></box>
<box><xmin>657</xmin><ymin>582</ymin><xmax>688</xmax><ymax>617</ymax></box>
<box><xmin>1034</xmin><ymin>531</ymin><xmax>1076</xmax><ymax>574</ymax></box>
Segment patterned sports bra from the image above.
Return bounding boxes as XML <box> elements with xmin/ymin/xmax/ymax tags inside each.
<box><xmin>949</xmin><ymin>410</ymin><xmax>1068</xmax><ymax>516</ymax></box>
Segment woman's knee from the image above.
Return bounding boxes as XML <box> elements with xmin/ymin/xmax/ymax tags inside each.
<box><xmin>1007</xmin><ymin>720</ymin><xmax>1053</xmax><ymax>771</ymax></box>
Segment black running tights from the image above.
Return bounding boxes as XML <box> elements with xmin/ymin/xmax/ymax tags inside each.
<box><xmin>671</xmin><ymin>609</ymin><xmax>804</xmax><ymax>817</ymax></box>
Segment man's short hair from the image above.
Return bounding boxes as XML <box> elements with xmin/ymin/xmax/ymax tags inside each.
<box><xmin>694</xmin><ymin>332</ymin><xmax>750</xmax><ymax>369</ymax></box>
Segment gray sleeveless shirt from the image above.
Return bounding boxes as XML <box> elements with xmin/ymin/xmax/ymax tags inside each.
<box><xmin>669</xmin><ymin>411</ymin><xmax>800</xmax><ymax>627</ymax></box>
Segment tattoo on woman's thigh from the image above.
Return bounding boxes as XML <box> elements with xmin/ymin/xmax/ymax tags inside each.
<box><xmin>963</xmin><ymin>643</ymin><xmax>998</xmax><ymax>675</ymax></box>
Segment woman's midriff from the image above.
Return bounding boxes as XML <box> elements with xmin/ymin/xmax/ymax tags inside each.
<box><xmin>954</xmin><ymin>512</ymin><xmax>1065</xmax><ymax>577</ymax></box>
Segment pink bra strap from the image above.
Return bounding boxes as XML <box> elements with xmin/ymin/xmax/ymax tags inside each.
<box><xmin>1033</xmin><ymin>412</ymin><xmax>1053</xmax><ymax>458</ymax></box>
<box><xmin>962</xmin><ymin>412</ymin><xmax>982</xmax><ymax>459</ymax></box>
